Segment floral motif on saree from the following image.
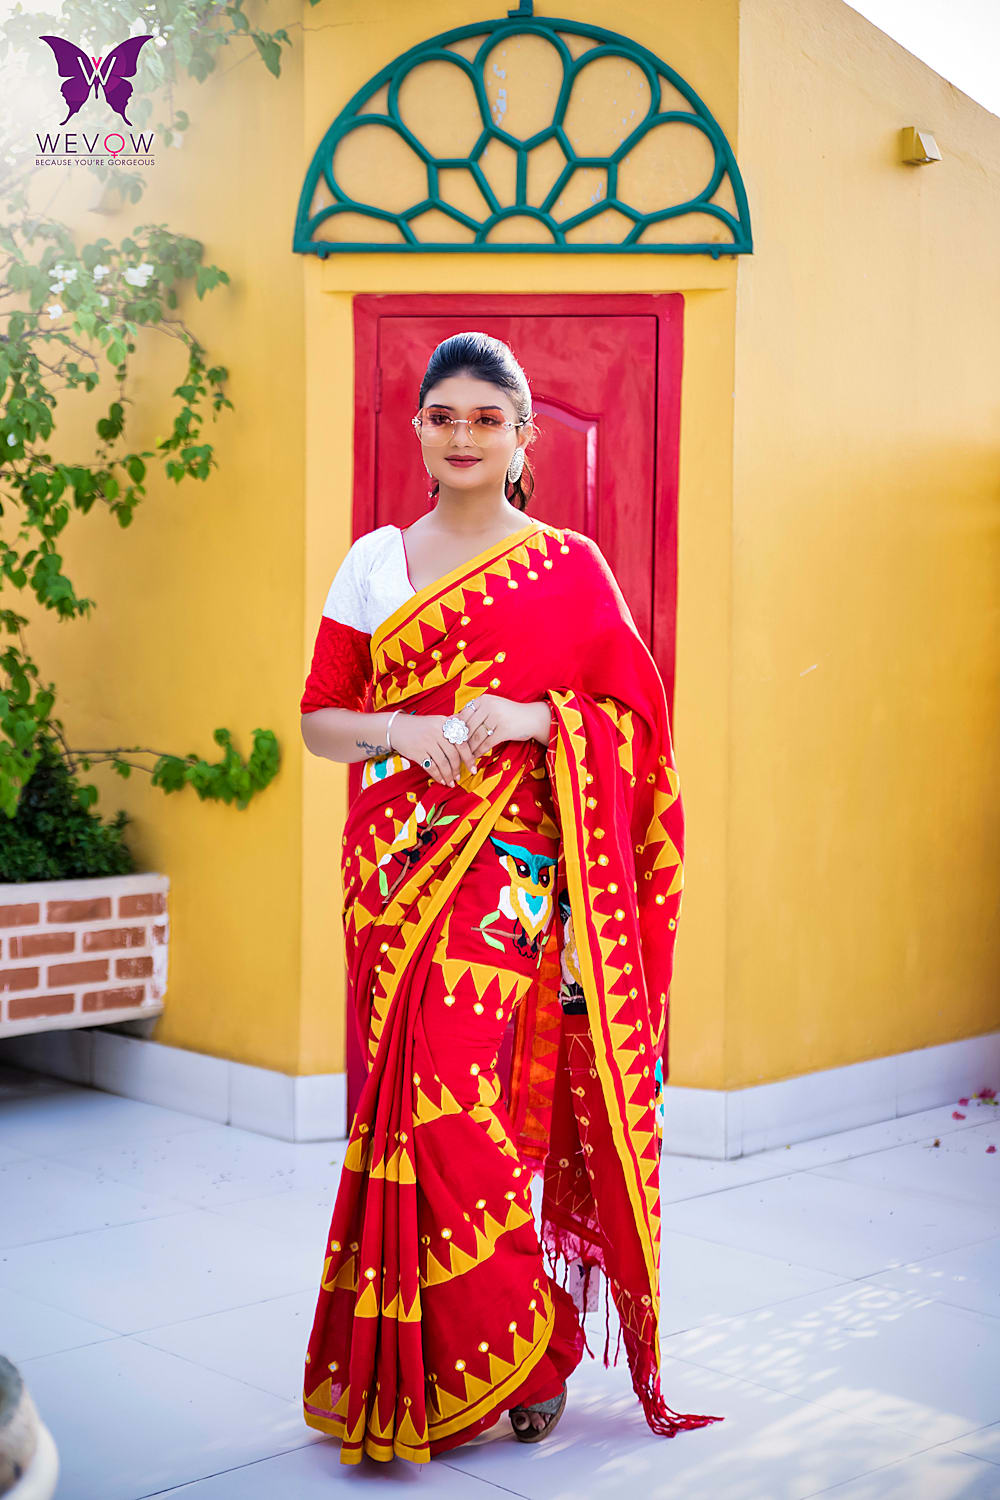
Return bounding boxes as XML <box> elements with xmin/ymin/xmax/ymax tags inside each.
<box><xmin>302</xmin><ymin>520</ymin><xmax>724</xmax><ymax>1463</ymax></box>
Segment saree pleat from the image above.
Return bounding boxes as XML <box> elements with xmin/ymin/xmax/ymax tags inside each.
<box><xmin>304</xmin><ymin>740</ymin><xmax>586</xmax><ymax>1462</ymax></box>
<box><xmin>303</xmin><ymin>520</ymin><xmax>723</xmax><ymax>1463</ymax></box>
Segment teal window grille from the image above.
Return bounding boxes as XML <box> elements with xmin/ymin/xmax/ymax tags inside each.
<box><xmin>293</xmin><ymin>2</ymin><xmax>752</xmax><ymax>257</ymax></box>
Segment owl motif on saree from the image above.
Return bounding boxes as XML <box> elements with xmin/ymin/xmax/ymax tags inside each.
<box><xmin>486</xmin><ymin>832</ymin><xmax>557</xmax><ymax>960</ymax></box>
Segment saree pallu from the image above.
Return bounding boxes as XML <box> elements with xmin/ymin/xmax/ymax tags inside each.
<box><xmin>302</xmin><ymin>520</ymin><xmax>724</xmax><ymax>1463</ymax></box>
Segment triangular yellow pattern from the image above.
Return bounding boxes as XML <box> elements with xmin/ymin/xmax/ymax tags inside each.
<box><xmin>369</xmin><ymin>1139</ymin><xmax>416</xmax><ymax>1183</ymax></box>
<box><xmin>549</xmin><ymin>689</ymin><xmax>663</xmax><ymax>1332</ymax></box>
<box><xmin>354</xmin><ymin>761</ymin><xmax>523</xmax><ymax>1062</ymax></box>
<box><xmin>412</xmin><ymin>1071</ymin><xmax>466</xmax><ymax>1128</ymax></box>
<box><xmin>381</xmin><ymin>1285</ymin><xmax>421</xmax><ymax>1322</ymax></box>
<box><xmin>437</xmin><ymin>954</ymin><xmax>524</xmax><ymax>1009</ymax></box>
<box><xmin>314</xmin><ymin>1278</ymin><xmax>548</xmax><ymax>1466</ymax></box>
<box><xmin>354</xmin><ymin>1279</ymin><xmax>379</xmax><ymax>1318</ymax></box>
<box><xmin>426</xmin><ymin>1289</ymin><xmax>554</xmax><ymax>1439</ymax></box>
<box><xmin>323</xmin><ymin>1251</ymin><xmax>357</xmax><ymax>1294</ymax></box>
<box><xmin>421</xmin><ymin>1197</ymin><xmax>534</xmax><ymax>1288</ymax></box>
<box><xmin>370</xmin><ymin>526</ymin><xmax>560</xmax><ymax>693</ymax></box>
<box><xmin>343</xmin><ymin>1132</ymin><xmax>372</xmax><ymax>1174</ymax></box>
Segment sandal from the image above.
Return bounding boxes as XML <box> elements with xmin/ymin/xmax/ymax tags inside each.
<box><xmin>508</xmin><ymin>1382</ymin><xmax>567</xmax><ymax>1443</ymax></box>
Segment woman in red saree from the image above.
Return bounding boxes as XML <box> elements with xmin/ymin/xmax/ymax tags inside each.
<box><xmin>299</xmin><ymin>333</ymin><xmax>723</xmax><ymax>1464</ymax></box>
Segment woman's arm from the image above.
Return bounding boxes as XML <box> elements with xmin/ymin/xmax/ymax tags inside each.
<box><xmin>300</xmin><ymin>708</ymin><xmax>397</xmax><ymax>765</ymax></box>
<box><xmin>304</xmin><ymin>700</ymin><xmax>552</xmax><ymax>763</ymax></box>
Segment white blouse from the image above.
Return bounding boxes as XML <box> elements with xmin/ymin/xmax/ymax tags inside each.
<box><xmin>321</xmin><ymin>525</ymin><xmax>415</xmax><ymax>636</ymax></box>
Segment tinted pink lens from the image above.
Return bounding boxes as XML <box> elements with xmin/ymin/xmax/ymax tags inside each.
<box><xmin>417</xmin><ymin>408</ymin><xmax>453</xmax><ymax>444</ymax></box>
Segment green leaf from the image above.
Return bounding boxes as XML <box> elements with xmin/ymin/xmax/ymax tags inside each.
<box><xmin>252</xmin><ymin>34</ymin><xmax>282</xmax><ymax>78</ymax></box>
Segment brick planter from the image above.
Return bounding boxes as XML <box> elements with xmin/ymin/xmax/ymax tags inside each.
<box><xmin>0</xmin><ymin>873</ymin><xmax>168</xmax><ymax>1038</ymax></box>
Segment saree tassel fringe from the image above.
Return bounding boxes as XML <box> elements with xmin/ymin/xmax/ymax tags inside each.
<box><xmin>626</xmin><ymin>1331</ymin><xmax>727</xmax><ymax>1437</ymax></box>
<box><xmin>538</xmin><ymin>1213</ymin><xmax>724</xmax><ymax>1437</ymax></box>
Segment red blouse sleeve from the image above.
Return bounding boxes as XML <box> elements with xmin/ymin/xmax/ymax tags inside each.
<box><xmin>300</xmin><ymin>615</ymin><xmax>373</xmax><ymax>714</ymax></box>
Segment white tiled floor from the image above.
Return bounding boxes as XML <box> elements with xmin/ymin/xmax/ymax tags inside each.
<box><xmin>1</xmin><ymin>1063</ymin><xmax>998</xmax><ymax>1500</ymax></box>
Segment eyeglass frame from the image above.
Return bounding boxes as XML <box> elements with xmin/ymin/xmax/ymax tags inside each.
<box><xmin>411</xmin><ymin>407</ymin><xmax>534</xmax><ymax>447</ymax></box>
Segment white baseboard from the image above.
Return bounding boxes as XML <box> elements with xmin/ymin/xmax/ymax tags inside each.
<box><xmin>663</xmin><ymin>1030</ymin><xmax>1000</xmax><ymax>1158</ymax></box>
<box><xmin>0</xmin><ymin>1026</ymin><xmax>347</xmax><ymax>1143</ymax></box>
<box><xmin>0</xmin><ymin>1027</ymin><xmax>996</xmax><ymax>1155</ymax></box>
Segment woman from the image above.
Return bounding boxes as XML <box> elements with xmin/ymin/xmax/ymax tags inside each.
<box><xmin>299</xmin><ymin>331</ymin><xmax>723</xmax><ymax>1465</ymax></box>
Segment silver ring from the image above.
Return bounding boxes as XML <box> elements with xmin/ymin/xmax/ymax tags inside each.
<box><xmin>441</xmin><ymin>715</ymin><xmax>471</xmax><ymax>745</ymax></box>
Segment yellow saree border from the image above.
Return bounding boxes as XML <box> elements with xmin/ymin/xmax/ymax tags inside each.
<box><xmin>425</xmin><ymin>1292</ymin><xmax>556</xmax><ymax>1441</ymax></box>
<box><xmin>371</xmin><ymin>520</ymin><xmax>545</xmax><ymax>655</ymax></box>
<box><xmin>305</xmin><ymin>1293</ymin><xmax>555</xmax><ymax>1462</ymax></box>
<box><xmin>548</xmin><ymin>688</ymin><xmax>662</xmax><ymax>1372</ymax></box>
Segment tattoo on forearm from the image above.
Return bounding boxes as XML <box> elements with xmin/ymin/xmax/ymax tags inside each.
<box><xmin>356</xmin><ymin>738</ymin><xmax>388</xmax><ymax>756</ymax></box>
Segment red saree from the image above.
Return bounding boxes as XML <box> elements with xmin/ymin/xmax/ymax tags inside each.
<box><xmin>301</xmin><ymin>519</ymin><xmax>723</xmax><ymax>1463</ymax></box>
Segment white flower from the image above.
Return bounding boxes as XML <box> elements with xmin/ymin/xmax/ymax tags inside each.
<box><xmin>51</xmin><ymin>262</ymin><xmax>65</xmax><ymax>277</ymax></box>
<box><xmin>122</xmin><ymin>261</ymin><xmax>155</xmax><ymax>287</ymax></box>
<box><xmin>99</xmin><ymin>294</ymin><xmax>109</xmax><ymax>307</ymax></box>
<box><xmin>49</xmin><ymin>279</ymin><xmax>65</xmax><ymax>293</ymax></box>
<box><xmin>46</xmin><ymin>303</ymin><xmax>63</xmax><ymax>319</ymax></box>
<box><xmin>172</xmin><ymin>133</ymin><xmax>183</xmax><ymax>149</ymax></box>
<box><xmin>92</xmin><ymin>263</ymin><xmax>110</xmax><ymax>281</ymax></box>
<box><xmin>6</xmin><ymin>432</ymin><xmax>17</xmax><ymax>447</ymax></box>
<box><xmin>61</xmin><ymin>266</ymin><xmax>78</xmax><ymax>283</ymax></box>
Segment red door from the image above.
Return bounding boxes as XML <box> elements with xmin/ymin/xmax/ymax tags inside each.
<box><xmin>344</xmin><ymin>294</ymin><xmax>684</xmax><ymax>1120</ymax></box>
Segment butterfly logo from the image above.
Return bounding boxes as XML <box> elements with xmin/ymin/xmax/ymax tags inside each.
<box><xmin>40</xmin><ymin>34</ymin><xmax>154</xmax><ymax>127</ymax></box>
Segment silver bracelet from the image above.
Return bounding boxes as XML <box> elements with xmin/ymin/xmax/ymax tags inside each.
<box><xmin>385</xmin><ymin>708</ymin><xmax>402</xmax><ymax>751</ymax></box>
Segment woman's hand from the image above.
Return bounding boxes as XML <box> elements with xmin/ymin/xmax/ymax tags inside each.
<box><xmin>388</xmin><ymin>696</ymin><xmax>551</xmax><ymax>788</ymax></box>
<box><xmin>386</xmin><ymin>711</ymin><xmax>479</xmax><ymax>788</ymax></box>
<box><xmin>456</xmin><ymin>694</ymin><xmax>551</xmax><ymax>756</ymax></box>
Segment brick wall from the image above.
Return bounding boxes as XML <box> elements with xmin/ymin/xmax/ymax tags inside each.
<box><xmin>0</xmin><ymin>874</ymin><xmax>169</xmax><ymax>1037</ymax></box>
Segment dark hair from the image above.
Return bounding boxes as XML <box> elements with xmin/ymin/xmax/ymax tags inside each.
<box><xmin>418</xmin><ymin>331</ymin><xmax>536</xmax><ymax>511</ymax></box>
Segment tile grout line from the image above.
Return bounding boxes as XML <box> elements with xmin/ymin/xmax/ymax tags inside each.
<box><xmin>132</xmin><ymin>1438</ymin><xmax>333</xmax><ymax>1499</ymax></box>
<box><xmin>795</xmin><ymin>1438</ymin><xmax>1000</xmax><ymax>1499</ymax></box>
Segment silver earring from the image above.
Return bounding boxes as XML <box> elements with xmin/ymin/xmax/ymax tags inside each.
<box><xmin>507</xmin><ymin>446</ymin><xmax>525</xmax><ymax>484</ymax></box>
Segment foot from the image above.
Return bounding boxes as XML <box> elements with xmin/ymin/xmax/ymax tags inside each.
<box><xmin>510</xmin><ymin>1408</ymin><xmax>548</xmax><ymax>1435</ymax></box>
<box><xmin>508</xmin><ymin>1383</ymin><xmax>567</xmax><ymax>1442</ymax></box>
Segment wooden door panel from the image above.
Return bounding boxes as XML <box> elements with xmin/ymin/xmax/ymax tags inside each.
<box><xmin>344</xmin><ymin>294</ymin><xmax>683</xmax><ymax>1121</ymax></box>
<box><xmin>374</xmin><ymin>313</ymin><xmax>657</xmax><ymax>639</ymax></box>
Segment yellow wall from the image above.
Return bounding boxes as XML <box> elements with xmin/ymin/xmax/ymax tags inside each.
<box><xmin>20</xmin><ymin>0</ymin><xmax>998</xmax><ymax>1096</ymax></box>
<box><xmin>729</xmin><ymin>0</ymin><xmax>1000</xmax><ymax>1083</ymax></box>
<box><xmin>18</xmin><ymin>0</ymin><xmax>309</xmax><ymax>1074</ymax></box>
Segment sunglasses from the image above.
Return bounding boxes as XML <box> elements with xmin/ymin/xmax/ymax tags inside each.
<box><xmin>412</xmin><ymin>406</ymin><xmax>533</xmax><ymax>448</ymax></box>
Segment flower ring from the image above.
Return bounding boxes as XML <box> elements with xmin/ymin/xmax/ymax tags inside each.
<box><xmin>441</xmin><ymin>715</ymin><xmax>471</xmax><ymax>745</ymax></box>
